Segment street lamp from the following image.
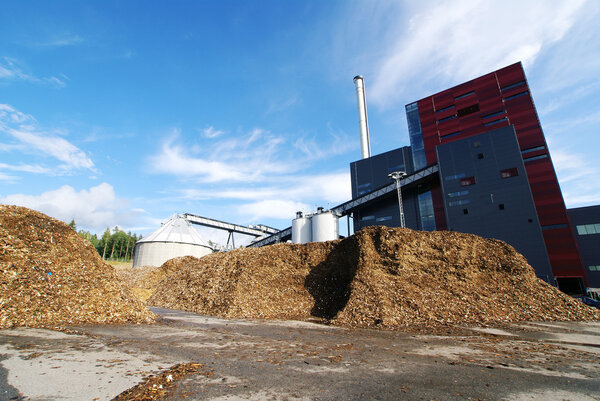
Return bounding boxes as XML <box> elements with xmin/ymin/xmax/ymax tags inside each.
<box><xmin>388</xmin><ymin>171</ymin><xmax>408</xmax><ymax>228</ymax></box>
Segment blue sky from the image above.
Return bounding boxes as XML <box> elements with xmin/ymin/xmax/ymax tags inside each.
<box><xmin>1</xmin><ymin>0</ymin><xmax>599</xmax><ymax>243</ymax></box>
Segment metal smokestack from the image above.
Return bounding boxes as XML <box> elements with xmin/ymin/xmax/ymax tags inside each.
<box><xmin>353</xmin><ymin>75</ymin><xmax>371</xmax><ymax>159</ymax></box>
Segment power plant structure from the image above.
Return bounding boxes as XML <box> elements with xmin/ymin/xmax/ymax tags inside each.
<box><xmin>138</xmin><ymin>63</ymin><xmax>600</xmax><ymax>296</ymax></box>
<box><xmin>251</xmin><ymin>62</ymin><xmax>600</xmax><ymax>295</ymax></box>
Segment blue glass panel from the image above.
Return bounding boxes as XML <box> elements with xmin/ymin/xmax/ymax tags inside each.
<box><xmin>406</xmin><ymin>102</ymin><xmax>427</xmax><ymax>170</ymax></box>
<box><xmin>417</xmin><ymin>190</ymin><xmax>436</xmax><ymax>231</ymax></box>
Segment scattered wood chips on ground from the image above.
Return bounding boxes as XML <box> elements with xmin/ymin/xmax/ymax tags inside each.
<box><xmin>111</xmin><ymin>362</ymin><xmax>210</xmax><ymax>401</ymax></box>
<box><xmin>148</xmin><ymin>226</ymin><xmax>600</xmax><ymax>330</ymax></box>
<box><xmin>0</xmin><ymin>205</ymin><xmax>156</xmax><ymax>329</ymax></box>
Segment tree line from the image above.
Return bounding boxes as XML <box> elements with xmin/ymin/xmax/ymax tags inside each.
<box><xmin>70</xmin><ymin>220</ymin><xmax>141</xmax><ymax>262</ymax></box>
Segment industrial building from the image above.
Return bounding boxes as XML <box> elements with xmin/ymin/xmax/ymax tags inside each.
<box><xmin>568</xmin><ymin>206</ymin><xmax>600</xmax><ymax>289</ymax></box>
<box><xmin>349</xmin><ymin>62</ymin><xmax>592</xmax><ymax>294</ymax></box>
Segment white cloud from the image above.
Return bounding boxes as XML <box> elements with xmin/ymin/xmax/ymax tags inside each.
<box><xmin>361</xmin><ymin>0</ymin><xmax>587</xmax><ymax>106</ymax></box>
<box><xmin>0</xmin><ymin>104</ymin><xmax>95</xmax><ymax>173</ymax></box>
<box><xmin>0</xmin><ymin>57</ymin><xmax>66</xmax><ymax>88</ymax></box>
<box><xmin>240</xmin><ymin>199</ymin><xmax>311</xmax><ymax>221</ymax></box>
<box><xmin>0</xmin><ymin>183</ymin><xmax>141</xmax><ymax>232</ymax></box>
<box><xmin>201</xmin><ymin>126</ymin><xmax>225</xmax><ymax>138</ymax></box>
<box><xmin>0</xmin><ymin>162</ymin><xmax>53</xmax><ymax>174</ymax></box>
<box><xmin>550</xmin><ymin>150</ymin><xmax>600</xmax><ymax>208</ymax></box>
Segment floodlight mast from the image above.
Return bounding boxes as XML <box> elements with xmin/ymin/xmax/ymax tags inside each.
<box><xmin>388</xmin><ymin>171</ymin><xmax>408</xmax><ymax>228</ymax></box>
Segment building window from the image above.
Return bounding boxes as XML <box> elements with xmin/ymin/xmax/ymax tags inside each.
<box><xmin>477</xmin><ymin>153</ymin><xmax>484</xmax><ymax>159</ymax></box>
<box><xmin>523</xmin><ymin>154</ymin><xmax>548</xmax><ymax>162</ymax></box>
<box><xmin>576</xmin><ymin>224</ymin><xmax>600</xmax><ymax>235</ymax></box>
<box><xmin>482</xmin><ymin>110</ymin><xmax>505</xmax><ymax>119</ymax></box>
<box><xmin>484</xmin><ymin>117</ymin><xmax>508</xmax><ymax>126</ymax></box>
<box><xmin>541</xmin><ymin>223</ymin><xmax>568</xmax><ymax>231</ymax></box>
<box><xmin>449</xmin><ymin>199</ymin><xmax>470</xmax><ymax>207</ymax></box>
<box><xmin>445</xmin><ymin>173</ymin><xmax>466</xmax><ymax>181</ymax></box>
<box><xmin>417</xmin><ymin>189</ymin><xmax>436</xmax><ymax>231</ymax></box>
<box><xmin>504</xmin><ymin>91</ymin><xmax>529</xmax><ymax>101</ymax></box>
<box><xmin>500</xmin><ymin>168</ymin><xmax>519</xmax><ymax>178</ymax></box>
<box><xmin>455</xmin><ymin>91</ymin><xmax>475</xmax><ymax>100</ymax></box>
<box><xmin>589</xmin><ymin>265</ymin><xmax>600</xmax><ymax>272</ymax></box>
<box><xmin>463</xmin><ymin>208</ymin><xmax>469</xmax><ymax>215</ymax></box>
<box><xmin>521</xmin><ymin>145</ymin><xmax>545</xmax><ymax>154</ymax></box>
<box><xmin>438</xmin><ymin>114</ymin><xmax>457</xmax><ymax>123</ymax></box>
<box><xmin>441</xmin><ymin>131</ymin><xmax>462</xmax><ymax>139</ymax></box>
<box><xmin>460</xmin><ymin>176</ymin><xmax>476</xmax><ymax>186</ymax></box>
<box><xmin>447</xmin><ymin>190</ymin><xmax>469</xmax><ymax>198</ymax></box>
<box><xmin>457</xmin><ymin>104</ymin><xmax>480</xmax><ymax>117</ymax></box>
<box><xmin>436</xmin><ymin>105</ymin><xmax>454</xmax><ymax>113</ymax></box>
<box><xmin>376</xmin><ymin>216</ymin><xmax>392</xmax><ymax>222</ymax></box>
<box><xmin>361</xmin><ymin>215</ymin><xmax>375</xmax><ymax>221</ymax></box>
<box><xmin>498</xmin><ymin>204</ymin><xmax>505</xmax><ymax>210</ymax></box>
<box><xmin>501</xmin><ymin>80</ymin><xmax>525</xmax><ymax>91</ymax></box>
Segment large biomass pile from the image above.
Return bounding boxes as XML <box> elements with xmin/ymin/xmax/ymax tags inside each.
<box><xmin>0</xmin><ymin>205</ymin><xmax>156</xmax><ymax>329</ymax></box>
<box><xmin>149</xmin><ymin>226</ymin><xmax>599</xmax><ymax>329</ymax></box>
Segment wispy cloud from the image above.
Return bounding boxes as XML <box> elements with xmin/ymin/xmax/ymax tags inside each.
<box><xmin>265</xmin><ymin>95</ymin><xmax>299</xmax><ymax>115</ymax></box>
<box><xmin>35</xmin><ymin>34</ymin><xmax>84</xmax><ymax>47</ymax></box>
<box><xmin>149</xmin><ymin>126</ymin><xmax>354</xmax><ymax>223</ymax></box>
<box><xmin>0</xmin><ymin>104</ymin><xmax>95</xmax><ymax>174</ymax></box>
<box><xmin>0</xmin><ymin>57</ymin><xmax>66</xmax><ymax>88</ymax></box>
<box><xmin>0</xmin><ymin>183</ymin><xmax>142</xmax><ymax>233</ymax></box>
<box><xmin>201</xmin><ymin>126</ymin><xmax>225</xmax><ymax>139</ymax></box>
<box><xmin>351</xmin><ymin>0</ymin><xmax>588</xmax><ymax>106</ymax></box>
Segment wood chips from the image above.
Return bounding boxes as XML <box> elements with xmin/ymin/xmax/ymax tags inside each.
<box><xmin>148</xmin><ymin>226</ymin><xmax>600</xmax><ymax>330</ymax></box>
<box><xmin>0</xmin><ymin>205</ymin><xmax>156</xmax><ymax>329</ymax></box>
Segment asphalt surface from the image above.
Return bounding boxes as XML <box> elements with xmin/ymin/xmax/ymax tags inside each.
<box><xmin>1</xmin><ymin>307</ymin><xmax>599</xmax><ymax>400</ymax></box>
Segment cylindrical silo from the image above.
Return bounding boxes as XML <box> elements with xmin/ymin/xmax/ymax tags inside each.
<box><xmin>133</xmin><ymin>216</ymin><xmax>213</xmax><ymax>267</ymax></box>
<box><xmin>311</xmin><ymin>210</ymin><xmax>339</xmax><ymax>242</ymax></box>
<box><xmin>292</xmin><ymin>211</ymin><xmax>312</xmax><ymax>244</ymax></box>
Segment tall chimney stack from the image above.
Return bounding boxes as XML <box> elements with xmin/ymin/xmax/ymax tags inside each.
<box><xmin>353</xmin><ymin>75</ymin><xmax>371</xmax><ymax>159</ymax></box>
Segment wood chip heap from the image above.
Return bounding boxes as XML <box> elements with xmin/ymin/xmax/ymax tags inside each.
<box><xmin>149</xmin><ymin>226</ymin><xmax>600</xmax><ymax>329</ymax></box>
<box><xmin>0</xmin><ymin>205</ymin><xmax>156</xmax><ymax>329</ymax></box>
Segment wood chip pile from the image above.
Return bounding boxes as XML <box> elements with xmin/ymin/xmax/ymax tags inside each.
<box><xmin>149</xmin><ymin>226</ymin><xmax>599</xmax><ymax>329</ymax></box>
<box><xmin>114</xmin><ymin>264</ymin><xmax>167</xmax><ymax>303</ymax></box>
<box><xmin>0</xmin><ymin>205</ymin><xmax>156</xmax><ymax>329</ymax></box>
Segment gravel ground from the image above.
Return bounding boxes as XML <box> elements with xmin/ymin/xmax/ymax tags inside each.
<box><xmin>1</xmin><ymin>307</ymin><xmax>599</xmax><ymax>401</ymax></box>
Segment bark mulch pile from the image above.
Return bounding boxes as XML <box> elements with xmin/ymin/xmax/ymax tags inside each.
<box><xmin>0</xmin><ymin>205</ymin><xmax>156</xmax><ymax>329</ymax></box>
<box><xmin>148</xmin><ymin>226</ymin><xmax>600</xmax><ymax>330</ymax></box>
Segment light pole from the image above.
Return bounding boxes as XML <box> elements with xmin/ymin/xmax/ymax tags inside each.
<box><xmin>388</xmin><ymin>171</ymin><xmax>407</xmax><ymax>228</ymax></box>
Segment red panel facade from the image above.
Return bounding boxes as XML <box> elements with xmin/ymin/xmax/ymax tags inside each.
<box><xmin>412</xmin><ymin>62</ymin><xmax>586</xmax><ymax>282</ymax></box>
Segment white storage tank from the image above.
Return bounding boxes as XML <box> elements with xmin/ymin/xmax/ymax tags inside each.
<box><xmin>292</xmin><ymin>211</ymin><xmax>312</xmax><ymax>244</ymax></box>
<box><xmin>133</xmin><ymin>215</ymin><xmax>213</xmax><ymax>267</ymax></box>
<box><xmin>311</xmin><ymin>208</ymin><xmax>339</xmax><ymax>242</ymax></box>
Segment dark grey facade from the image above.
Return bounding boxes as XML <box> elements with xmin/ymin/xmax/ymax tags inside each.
<box><xmin>350</xmin><ymin>146</ymin><xmax>438</xmax><ymax>232</ymax></box>
<box><xmin>350</xmin><ymin>147</ymin><xmax>414</xmax><ymax>198</ymax></box>
<box><xmin>436</xmin><ymin>126</ymin><xmax>554</xmax><ymax>284</ymax></box>
<box><xmin>568</xmin><ymin>206</ymin><xmax>600</xmax><ymax>289</ymax></box>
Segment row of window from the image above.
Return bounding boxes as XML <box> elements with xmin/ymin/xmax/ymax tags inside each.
<box><xmin>589</xmin><ymin>266</ymin><xmax>600</xmax><ymax>272</ymax></box>
<box><xmin>451</xmin><ymin>167</ymin><xmax>518</xmax><ymax>188</ymax></box>
<box><xmin>433</xmin><ymin>79</ymin><xmax>526</xmax><ymax>113</ymax></box>
<box><xmin>434</xmin><ymin>90</ymin><xmax>529</xmax><ymax>126</ymax></box>
<box><xmin>576</xmin><ymin>223</ymin><xmax>600</xmax><ymax>235</ymax></box>
<box><xmin>457</xmin><ymin>203</ymin><xmax>507</xmax><ymax>213</ymax></box>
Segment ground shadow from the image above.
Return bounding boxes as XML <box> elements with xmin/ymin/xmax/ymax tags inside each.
<box><xmin>304</xmin><ymin>237</ymin><xmax>360</xmax><ymax>320</ymax></box>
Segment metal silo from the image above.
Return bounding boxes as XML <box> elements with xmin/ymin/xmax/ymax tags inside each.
<box><xmin>292</xmin><ymin>211</ymin><xmax>312</xmax><ymax>244</ymax></box>
<box><xmin>311</xmin><ymin>208</ymin><xmax>339</xmax><ymax>242</ymax></box>
<box><xmin>133</xmin><ymin>215</ymin><xmax>213</xmax><ymax>267</ymax></box>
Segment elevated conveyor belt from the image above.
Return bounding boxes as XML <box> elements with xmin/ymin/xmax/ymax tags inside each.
<box><xmin>248</xmin><ymin>164</ymin><xmax>439</xmax><ymax>247</ymax></box>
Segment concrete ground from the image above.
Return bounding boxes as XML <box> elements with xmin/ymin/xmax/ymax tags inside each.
<box><xmin>1</xmin><ymin>307</ymin><xmax>599</xmax><ymax>401</ymax></box>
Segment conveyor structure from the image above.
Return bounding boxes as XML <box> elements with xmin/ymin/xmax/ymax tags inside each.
<box><xmin>248</xmin><ymin>164</ymin><xmax>439</xmax><ymax>247</ymax></box>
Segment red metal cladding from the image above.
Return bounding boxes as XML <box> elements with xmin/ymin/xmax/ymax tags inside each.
<box><xmin>414</xmin><ymin>62</ymin><xmax>586</xmax><ymax>283</ymax></box>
